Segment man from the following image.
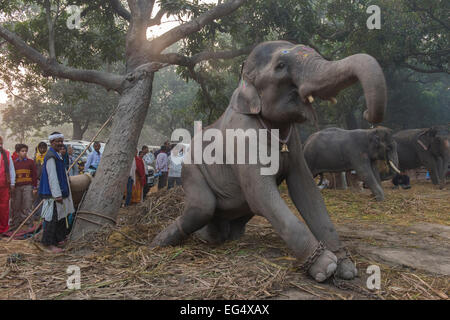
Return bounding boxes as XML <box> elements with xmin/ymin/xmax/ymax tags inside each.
<box><xmin>67</xmin><ymin>146</ymin><xmax>79</xmax><ymax>176</ymax></box>
<box><xmin>168</xmin><ymin>146</ymin><xmax>183</xmax><ymax>189</ymax></box>
<box><xmin>392</xmin><ymin>171</ymin><xmax>411</xmax><ymax>190</ymax></box>
<box><xmin>0</xmin><ymin>136</ymin><xmax>16</xmax><ymax>234</ymax></box>
<box><xmin>39</xmin><ymin>132</ymin><xmax>74</xmax><ymax>253</ymax></box>
<box><xmin>154</xmin><ymin>141</ymin><xmax>170</xmax><ymax>159</ymax></box>
<box><xmin>141</xmin><ymin>145</ymin><xmax>155</xmax><ymax>198</ymax></box>
<box><xmin>12</xmin><ymin>144</ymin><xmax>37</xmax><ymax>230</ymax></box>
<box><xmin>156</xmin><ymin>145</ymin><xmax>169</xmax><ymax>190</ymax></box>
<box><xmin>84</xmin><ymin>141</ymin><xmax>102</xmax><ymax>174</ymax></box>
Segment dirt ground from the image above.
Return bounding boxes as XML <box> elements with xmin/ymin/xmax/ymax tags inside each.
<box><xmin>0</xmin><ymin>180</ymin><xmax>448</xmax><ymax>300</ymax></box>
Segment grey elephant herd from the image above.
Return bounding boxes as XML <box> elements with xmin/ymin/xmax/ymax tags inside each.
<box><xmin>150</xmin><ymin>41</ymin><xmax>449</xmax><ymax>284</ymax></box>
<box><xmin>304</xmin><ymin>125</ymin><xmax>449</xmax><ymax>201</ymax></box>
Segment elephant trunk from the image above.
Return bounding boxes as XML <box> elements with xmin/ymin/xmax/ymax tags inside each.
<box><xmin>298</xmin><ymin>54</ymin><xmax>387</xmax><ymax>124</ymax></box>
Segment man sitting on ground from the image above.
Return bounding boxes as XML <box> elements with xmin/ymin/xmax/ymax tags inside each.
<box><xmin>392</xmin><ymin>171</ymin><xmax>411</xmax><ymax>190</ymax></box>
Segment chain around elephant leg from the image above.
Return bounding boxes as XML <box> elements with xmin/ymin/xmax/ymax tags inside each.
<box><xmin>333</xmin><ymin>246</ymin><xmax>358</xmax><ymax>280</ymax></box>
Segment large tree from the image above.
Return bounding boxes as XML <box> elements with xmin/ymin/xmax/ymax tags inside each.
<box><xmin>0</xmin><ymin>0</ymin><xmax>250</xmax><ymax>239</ymax></box>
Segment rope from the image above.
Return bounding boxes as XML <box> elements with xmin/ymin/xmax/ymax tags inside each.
<box><xmin>76</xmin><ymin>216</ymin><xmax>105</xmax><ymax>227</ymax></box>
<box><xmin>76</xmin><ymin>210</ymin><xmax>116</xmax><ymax>224</ymax></box>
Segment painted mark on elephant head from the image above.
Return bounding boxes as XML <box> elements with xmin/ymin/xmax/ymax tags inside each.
<box><xmin>280</xmin><ymin>44</ymin><xmax>316</xmax><ymax>60</ymax></box>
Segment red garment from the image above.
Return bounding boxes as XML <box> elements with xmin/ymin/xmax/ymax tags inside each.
<box><xmin>0</xmin><ymin>149</ymin><xmax>11</xmax><ymax>187</ymax></box>
<box><xmin>14</xmin><ymin>158</ymin><xmax>37</xmax><ymax>188</ymax></box>
<box><xmin>0</xmin><ymin>187</ymin><xmax>9</xmax><ymax>233</ymax></box>
<box><xmin>135</xmin><ymin>156</ymin><xmax>146</xmax><ymax>187</ymax></box>
<box><xmin>12</xmin><ymin>152</ymin><xmax>18</xmax><ymax>162</ymax></box>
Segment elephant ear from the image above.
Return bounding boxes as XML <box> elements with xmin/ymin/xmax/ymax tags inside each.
<box><xmin>417</xmin><ymin>127</ymin><xmax>437</xmax><ymax>150</ymax></box>
<box><xmin>231</xmin><ymin>78</ymin><xmax>261</xmax><ymax>114</ymax></box>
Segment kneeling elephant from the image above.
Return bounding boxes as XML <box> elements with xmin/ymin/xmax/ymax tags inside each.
<box><xmin>151</xmin><ymin>41</ymin><xmax>388</xmax><ymax>282</ymax></box>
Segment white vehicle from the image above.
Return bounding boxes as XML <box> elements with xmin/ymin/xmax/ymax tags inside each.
<box><xmin>42</xmin><ymin>139</ymin><xmax>105</xmax><ymax>172</ymax></box>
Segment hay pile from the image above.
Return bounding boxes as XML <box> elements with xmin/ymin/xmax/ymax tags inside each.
<box><xmin>0</xmin><ymin>184</ymin><xmax>448</xmax><ymax>300</ymax></box>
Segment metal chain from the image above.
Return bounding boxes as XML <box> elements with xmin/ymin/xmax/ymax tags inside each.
<box><xmin>332</xmin><ymin>248</ymin><xmax>383</xmax><ymax>300</ymax></box>
<box><xmin>298</xmin><ymin>242</ymin><xmax>325</xmax><ymax>272</ymax></box>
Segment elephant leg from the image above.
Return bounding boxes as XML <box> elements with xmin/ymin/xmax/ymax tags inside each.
<box><xmin>228</xmin><ymin>214</ymin><xmax>254</xmax><ymax>241</ymax></box>
<box><xmin>194</xmin><ymin>216</ymin><xmax>230</xmax><ymax>245</ymax></box>
<box><xmin>150</xmin><ymin>165</ymin><xmax>216</xmax><ymax>247</ymax></box>
<box><xmin>355</xmin><ymin>163</ymin><xmax>384</xmax><ymax>201</ymax></box>
<box><xmin>419</xmin><ymin>153</ymin><xmax>440</xmax><ymax>185</ymax></box>
<box><xmin>286</xmin><ymin>151</ymin><xmax>357</xmax><ymax>280</ymax></box>
<box><xmin>237</xmin><ymin>167</ymin><xmax>337</xmax><ymax>283</ymax></box>
<box><xmin>436</xmin><ymin>157</ymin><xmax>446</xmax><ymax>188</ymax></box>
<box><xmin>195</xmin><ymin>213</ymin><xmax>253</xmax><ymax>244</ymax></box>
<box><xmin>371</xmin><ymin>161</ymin><xmax>382</xmax><ymax>185</ymax></box>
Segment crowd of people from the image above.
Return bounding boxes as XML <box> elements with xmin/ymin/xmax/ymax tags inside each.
<box><xmin>0</xmin><ymin>133</ymin><xmax>184</xmax><ymax>253</ymax></box>
<box><xmin>124</xmin><ymin>141</ymin><xmax>184</xmax><ymax>206</ymax></box>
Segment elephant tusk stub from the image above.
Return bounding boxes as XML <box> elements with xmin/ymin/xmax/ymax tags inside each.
<box><xmin>389</xmin><ymin>160</ymin><xmax>401</xmax><ymax>174</ymax></box>
<box><xmin>329</xmin><ymin>97</ymin><xmax>337</xmax><ymax>105</ymax></box>
<box><xmin>307</xmin><ymin>95</ymin><xmax>314</xmax><ymax>103</ymax></box>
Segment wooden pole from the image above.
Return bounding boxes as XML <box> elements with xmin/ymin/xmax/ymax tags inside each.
<box><xmin>6</xmin><ymin>109</ymin><xmax>117</xmax><ymax>242</ymax></box>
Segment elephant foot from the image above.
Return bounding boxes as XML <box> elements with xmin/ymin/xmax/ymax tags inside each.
<box><xmin>150</xmin><ymin>221</ymin><xmax>187</xmax><ymax>248</ymax></box>
<box><xmin>194</xmin><ymin>225</ymin><xmax>228</xmax><ymax>245</ymax></box>
<box><xmin>308</xmin><ymin>249</ymin><xmax>337</xmax><ymax>282</ymax></box>
<box><xmin>300</xmin><ymin>243</ymin><xmax>337</xmax><ymax>282</ymax></box>
<box><xmin>334</xmin><ymin>248</ymin><xmax>358</xmax><ymax>280</ymax></box>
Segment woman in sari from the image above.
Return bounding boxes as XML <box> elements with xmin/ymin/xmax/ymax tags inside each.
<box><xmin>131</xmin><ymin>150</ymin><xmax>146</xmax><ymax>204</ymax></box>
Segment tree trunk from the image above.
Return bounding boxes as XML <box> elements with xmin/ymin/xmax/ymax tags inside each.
<box><xmin>344</xmin><ymin>111</ymin><xmax>358</xmax><ymax>130</ymax></box>
<box><xmin>72</xmin><ymin>121</ymin><xmax>84</xmax><ymax>140</ymax></box>
<box><xmin>70</xmin><ymin>70</ymin><xmax>154</xmax><ymax>240</ymax></box>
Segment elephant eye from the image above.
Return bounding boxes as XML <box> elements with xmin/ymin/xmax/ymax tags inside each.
<box><xmin>275</xmin><ymin>62</ymin><xmax>285</xmax><ymax>70</ymax></box>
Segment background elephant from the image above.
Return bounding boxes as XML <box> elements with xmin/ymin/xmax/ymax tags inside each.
<box><xmin>394</xmin><ymin>126</ymin><xmax>449</xmax><ymax>188</ymax></box>
<box><xmin>303</xmin><ymin>127</ymin><xmax>399</xmax><ymax>201</ymax></box>
<box><xmin>151</xmin><ymin>41</ymin><xmax>387</xmax><ymax>282</ymax></box>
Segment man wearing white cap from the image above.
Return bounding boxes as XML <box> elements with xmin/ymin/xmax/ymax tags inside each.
<box><xmin>39</xmin><ymin>132</ymin><xmax>74</xmax><ymax>253</ymax></box>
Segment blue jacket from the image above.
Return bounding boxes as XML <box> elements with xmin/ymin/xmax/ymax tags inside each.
<box><xmin>39</xmin><ymin>147</ymin><xmax>70</xmax><ymax>199</ymax></box>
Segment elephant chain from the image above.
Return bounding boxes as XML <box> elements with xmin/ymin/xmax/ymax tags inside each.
<box><xmin>332</xmin><ymin>249</ymin><xmax>382</xmax><ymax>300</ymax></box>
<box><xmin>299</xmin><ymin>241</ymin><xmax>325</xmax><ymax>272</ymax></box>
<box><xmin>332</xmin><ymin>275</ymin><xmax>382</xmax><ymax>300</ymax></box>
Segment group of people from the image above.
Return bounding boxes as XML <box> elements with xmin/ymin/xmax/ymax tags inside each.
<box><xmin>124</xmin><ymin>141</ymin><xmax>184</xmax><ymax>206</ymax></box>
<box><xmin>0</xmin><ymin>134</ymin><xmax>104</xmax><ymax>252</ymax></box>
<box><xmin>0</xmin><ymin>133</ymin><xmax>77</xmax><ymax>253</ymax></box>
<box><xmin>0</xmin><ymin>132</ymin><xmax>184</xmax><ymax>252</ymax></box>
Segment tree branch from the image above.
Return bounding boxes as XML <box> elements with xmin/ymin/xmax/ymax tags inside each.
<box><xmin>402</xmin><ymin>62</ymin><xmax>449</xmax><ymax>74</ymax></box>
<box><xmin>0</xmin><ymin>25</ymin><xmax>125</xmax><ymax>92</ymax></box>
<box><xmin>109</xmin><ymin>0</ymin><xmax>131</xmax><ymax>21</ymax></box>
<box><xmin>148</xmin><ymin>0</ymin><xmax>247</xmax><ymax>55</ymax></box>
<box><xmin>152</xmin><ymin>45</ymin><xmax>253</xmax><ymax>67</ymax></box>
<box><xmin>148</xmin><ymin>8</ymin><xmax>165</xmax><ymax>27</ymax></box>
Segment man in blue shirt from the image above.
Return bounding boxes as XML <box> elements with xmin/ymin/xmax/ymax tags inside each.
<box><xmin>84</xmin><ymin>141</ymin><xmax>102</xmax><ymax>174</ymax></box>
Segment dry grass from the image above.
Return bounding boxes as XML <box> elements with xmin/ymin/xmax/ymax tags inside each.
<box><xmin>0</xmin><ymin>181</ymin><xmax>448</xmax><ymax>300</ymax></box>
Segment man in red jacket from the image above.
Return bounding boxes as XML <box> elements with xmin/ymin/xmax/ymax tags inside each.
<box><xmin>0</xmin><ymin>136</ymin><xmax>16</xmax><ymax>234</ymax></box>
<box><xmin>11</xmin><ymin>144</ymin><xmax>37</xmax><ymax>230</ymax></box>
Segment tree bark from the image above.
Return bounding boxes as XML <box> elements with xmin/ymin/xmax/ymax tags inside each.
<box><xmin>72</xmin><ymin>121</ymin><xmax>84</xmax><ymax>140</ymax></box>
<box><xmin>70</xmin><ymin>68</ymin><xmax>155</xmax><ymax>240</ymax></box>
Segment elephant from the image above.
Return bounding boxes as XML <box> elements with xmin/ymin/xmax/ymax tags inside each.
<box><xmin>303</xmin><ymin>127</ymin><xmax>400</xmax><ymax>201</ymax></box>
<box><xmin>151</xmin><ymin>41</ymin><xmax>387</xmax><ymax>282</ymax></box>
<box><xmin>394</xmin><ymin>126</ymin><xmax>450</xmax><ymax>188</ymax></box>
